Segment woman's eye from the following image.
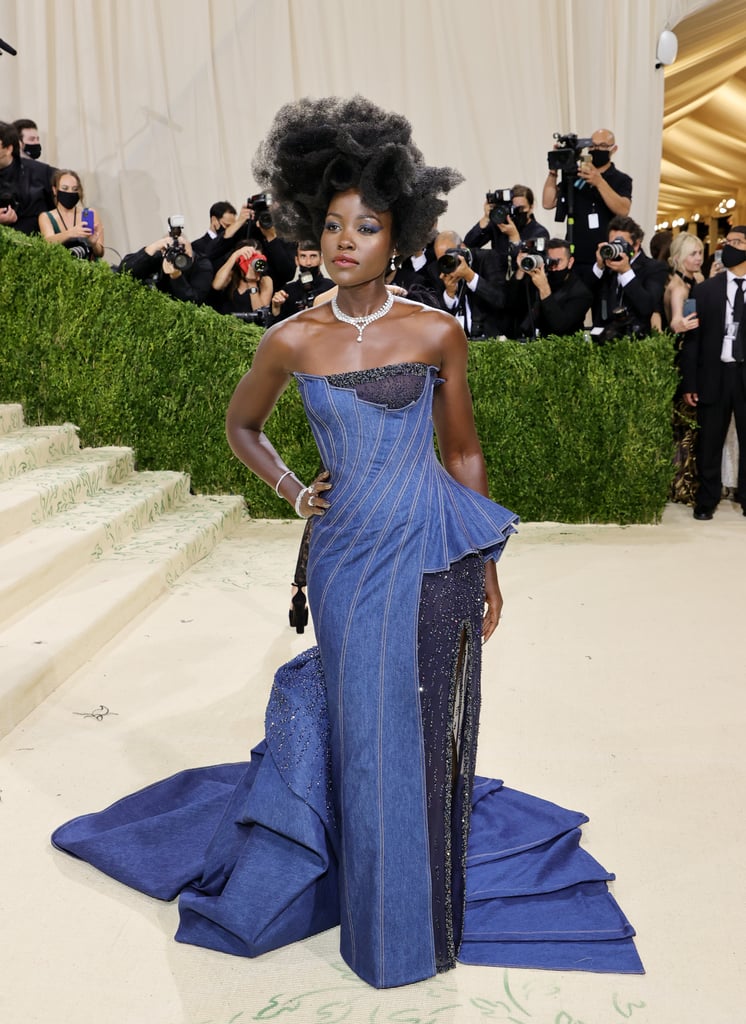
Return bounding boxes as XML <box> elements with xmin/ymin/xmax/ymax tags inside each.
<box><xmin>323</xmin><ymin>221</ymin><xmax>340</xmax><ymax>232</ymax></box>
<box><xmin>359</xmin><ymin>224</ymin><xmax>379</xmax><ymax>235</ymax></box>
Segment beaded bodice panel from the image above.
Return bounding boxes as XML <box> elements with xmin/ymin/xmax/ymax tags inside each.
<box><xmin>324</xmin><ymin>362</ymin><xmax>429</xmax><ymax>409</ymax></box>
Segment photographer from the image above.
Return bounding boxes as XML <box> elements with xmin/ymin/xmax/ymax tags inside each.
<box><xmin>0</xmin><ymin>120</ymin><xmax>55</xmax><ymax>234</ymax></box>
<box><xmin>191</xmin><ymin>194</ymin><xmax>295</xmax><ymax>287</ymax></box>
<box><xmin>119</xmin><ymin>218</ymin><xmax>213</xmax><ymax>305</ymax></box>
<box><xmin>269</xmin><ymin>241</ymin><xmax>335</xmax><ymax>324</ymax></box>
<box><xmin>192</xmin><ymin>200</ymin><xmax>240</xmax><ymax>274</ymax></box>
<box><xmin>465</xmin><ymin>184</ymin><xmax>549</xmax><ymax>276</ymax></box>
<box><xmin>431</xmin><ymin>230</ymin><xmax>507</xmax><ymax>339</ymax></box>
<box><xmin>507</xmin><ymin>237</ymin><xmax>592</xmax><ymax>339</ymax></box>
<box><xmin>211</xmin><ymin>241</ymin><xmax>274</xmax><ymax>319</ymax></box>
<box><xmin>229</xmin><ymin>193</ymin><xmax>296</xmax><ymax>287</ymax></box>
<box><xmin>542</xmin><ymin>129</ymin><xmax>632</xmax><ymax>288</ymax></box>
<box><xmin>590</xmin><ymin>216</ymin><xmax>668</xmax><ymax>341</ymax></box>
<box><xmin>38</xmin><ymin>169</ymin><xmax>104</xmax><ymax>260</ymax></box>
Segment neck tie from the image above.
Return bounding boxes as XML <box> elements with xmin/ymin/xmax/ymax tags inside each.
<box><xmin>734</xmin><ymin>280</ymin><xmax>745</xmax><ymax>363</ymax></box>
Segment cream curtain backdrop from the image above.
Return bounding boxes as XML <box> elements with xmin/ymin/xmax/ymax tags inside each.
<box><xmin>0</xmin><ymin>0</ymin><xmax>712</xmax><ymax>260</ymax></box>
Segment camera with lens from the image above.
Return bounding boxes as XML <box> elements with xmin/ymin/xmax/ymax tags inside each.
<box><xmin>516</xmin><ymin>237</ymin><xmax>547</xmax><ymax>272</ymax></box>
<box><xmin>248</xmin><ymin>192</ymin><xmax>273</xmax><ymax>230</ymax></box>
<box><xmin>232</xmin><ymin>307</ymin><xmax>271</xmax><ymax>328</ymax></box>
<box><xmin>599</xmin><ymin>237</ymin><xmax>634</xmax><ymax>261</ymax></box>
<box><xmin>0</xmin><ymin>190</ymin><xmax>20</xmax><ymax>213</ymax></box>
<box><xmin>437</xmin><ymin>247</ymin><xmax>472</xmax><ymax>275</ymax></box>
<box><xmin>163</xmin><ymin>215</ymin><xmax>193</xmax><ymax>271</ymax></box>
<box><xmin>485</xmin><ymin>188</ymin><xmax>514</xmax><ymax>226</ymax></box>
<box><xmin>518</xmin><ymin>252</ymin><xmax>545</xmax><ymax>272</ymax></box>
<box><xmin>294</xmin><ymin>269</ymin><xmax>317</xmax><ymax>310</ymax></box>
<box><xmin>236</xmin><ymin>251</ymin><xmax>268</xmax><ymax>276</ymax></box>
<box><xmin>63</xmin><ymin>237</ymin><xmax>93</xmax><ymax>260</ymax></box>
<box><xmin>596</xmin><ymin>306</ymin><xmax>645</xmax><ymax>344</ymax></box>
<box><xmin>547</xmin><ymin>132</ymin><xmax>594</xmax><ymax>174</ymax></box>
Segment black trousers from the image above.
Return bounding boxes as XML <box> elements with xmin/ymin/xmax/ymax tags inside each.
<box><xmin>695</xmin><ymin>363</ymin><xmax>746</xmax><ymax>509</ymax></box>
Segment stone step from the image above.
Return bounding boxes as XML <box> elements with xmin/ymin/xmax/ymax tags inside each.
<box><xmin>0</xmin><ymin>422</ymin><xmax>81</xmax><ymax>483</ymax></box>
<box><xmin>0</xmin><ymin>470</ymin><xmax>191</xmax><ymax>626</ymax></box>
<box><xmin>0</xmin><ymin>446</ymin><xmax>136</xmax><ymax>543</ymax></box>
<box><xmin>0</xmin><ymin>493</ymin><xmax>244</xmax><ymax>736</ymax></box>
<box><xmin>0</xmin><ymin>403</ymin><xmax>24</xmax><ymax>434</ymax></box>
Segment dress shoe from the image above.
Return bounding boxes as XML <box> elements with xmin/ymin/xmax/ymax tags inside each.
<box><xmin>693</xmin><ymin>507</ymin><xmax>713</xmax><ymax>520</ymax></box>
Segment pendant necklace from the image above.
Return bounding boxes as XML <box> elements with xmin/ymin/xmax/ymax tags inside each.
<box><xmin>331</xmin><ymin>292</ymin><xmax>394</xmax><ymax>342</ymax></box>
<box><xmin>56</xmin><ymin>207</ymin><xmax>77</xmax><ymax>231</ymax></box>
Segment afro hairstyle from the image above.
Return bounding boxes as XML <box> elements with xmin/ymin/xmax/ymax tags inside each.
<box><xmin>252</xmin><ymin>95</ymin><xmax>463</xmax><ymax>257</ymax></box>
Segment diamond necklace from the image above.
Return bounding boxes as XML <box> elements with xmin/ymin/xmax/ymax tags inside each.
<box><xmin>331</xmin><ymin>292</ymin><xmax>394</xmax><ymax>343</ymax></box>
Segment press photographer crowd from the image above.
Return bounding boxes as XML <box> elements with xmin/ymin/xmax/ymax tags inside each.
<box><xmin>2</xmin><ymin>116</ymin><xmax>744</xmax><ymax>517</ymax></box>
<box><xmin>0</xmin><ymin>116</ymin><xmax>731</xmax><ymax>335</ymax></box>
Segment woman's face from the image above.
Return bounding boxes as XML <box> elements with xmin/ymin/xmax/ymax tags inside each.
<box><xmin>321</xmin><ymin>189</ymin><xmax>394</xmax><ymax>287</ymax></box>
<box><xmin>56</xmin><ymin>174</ymin><xmax>80</xmax><ymax>200</ymax></box>
<box><xmin>682</xmin><ymin>246</ymin><xmax>703</xmax><ymax>274</ymax></box>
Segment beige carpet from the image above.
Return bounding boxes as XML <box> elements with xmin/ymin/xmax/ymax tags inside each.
<box><xmin>1</xmin><ymin>502</ymin><xmax>744</xmax><ymax>1024</ymax></box>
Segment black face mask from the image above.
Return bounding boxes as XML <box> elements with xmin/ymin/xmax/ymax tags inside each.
<box><xmin>511</xmin><ymin>209</ymin><xmax>529</xmax><ymax>229</ymax></box>
<box><xmin>57</xmin><ymin>191</ymin><xmax>79</xmax><ymax>210</ymax></box>
<box><xmin>590</xmin><ymin>148</ymin><xmax>611</xmax><ymax>169</ymax></box>
<box><xmin>546</xmin><ymin>268</ymin><xmax>569</xmax><ymax>290</ymax></box>
<box><xmin>24</xmin><ymin>143</ymin><xmax>42</xmax><ymax>160</ymax></box>
<box><xmin>720</xmin><ymin>243</ymin><xmax>746</xmax><ymax>269</ymax></box>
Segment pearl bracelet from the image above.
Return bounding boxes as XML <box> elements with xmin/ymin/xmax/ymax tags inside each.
<box><xmin>294</xmin><ymin>486</ymin><xmax>311</xmax><ymax>518</ymax></box>
<box><xmin>274</xmin><ymin>468</ymin><xmax>294</xmax><ymax>496</ymax></box>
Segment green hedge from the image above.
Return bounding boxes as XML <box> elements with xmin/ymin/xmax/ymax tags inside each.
<box><xmin>0</xmin><ymin>227</ymin><xmax>677</xmax><ymax>523</ymax></box>
<box><xmin>469</xmin><ymin>336</ymin><xmax>678</xmax><ymax>522</ymax></box>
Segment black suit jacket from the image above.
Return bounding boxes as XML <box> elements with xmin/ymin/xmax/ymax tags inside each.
<box><xmin>591</xmin><ymin>251</ymin><xmax>668</xmax><ymax>331</ymax></box>
<box><xmin>428</xmin><ymin>248</ymin><xmax>507</xmax><ymax>338</ymax></box>
<box><xmin>0</xmin><ymin>155</ymin><xmax>56</xmax><ymax>234</ymax></box>
<box><xmin>464</xmin><ymin>217</ymin><xmax>550</xmax><ymax>277</ymax></box>
<box><xmin>680</xmin><ymin>273</ymin><xmax>746</xmax><ymax>402</ymax></box>
<box><xmin>507</xmin><ymin>271</ymin><xmax>592</xmax><ymax>338</ymax></box>
<box><xmin>192</xmin><ymin>231</ymin><xmax>233</xmax><ymax>274</ymax></box>
<box><xmin>119</xmin><ymin>247</ymin><xmax>214</xmax><ymax>305</ymax></box>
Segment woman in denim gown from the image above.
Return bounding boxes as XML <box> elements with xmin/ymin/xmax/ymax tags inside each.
<box><xmin>223</xmin><ymin>96</ymin><xmax>516</xmax><ymax>986</ymax></box>
<box><xmin>53</xmin><ymin>97</ymin><xmax>642</xmax><ymax>988</ymax></box>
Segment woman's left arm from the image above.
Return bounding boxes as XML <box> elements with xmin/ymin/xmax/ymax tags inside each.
<box><xmin>432</xmin><ymin>317</ymin><xmax>489</xmax><ymax>494</ymax></box>
<box><xmin>431</xmin><ymin>317</ymin><xmax>503</xmax><ymax>640</ymax></box>
<box><xmin>667</xmin><ymin>277</ymin><xmax>698</xmax><ymax>334</ymax></box>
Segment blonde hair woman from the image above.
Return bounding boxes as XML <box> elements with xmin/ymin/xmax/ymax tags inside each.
<box><xmin>664</xmin><ymin>232</ymin><xmax>704</xmax><ymax>334</ymax></box>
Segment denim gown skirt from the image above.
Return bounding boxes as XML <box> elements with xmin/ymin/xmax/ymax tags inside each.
<box><xmin>53</xmin><ymin>364</ymin><xmax>643</xmax><ymax>988</ymax></box>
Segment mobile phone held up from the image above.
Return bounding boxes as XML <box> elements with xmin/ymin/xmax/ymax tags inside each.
<box><xmin>81</xmin><ymin>207</ymin><xmax>94</xmax><ymax>234</ymax></box>
<box><xmin>683</xmin><ymin>298</ymin><xmax>697</xmax><ymax>318</ymax></box>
